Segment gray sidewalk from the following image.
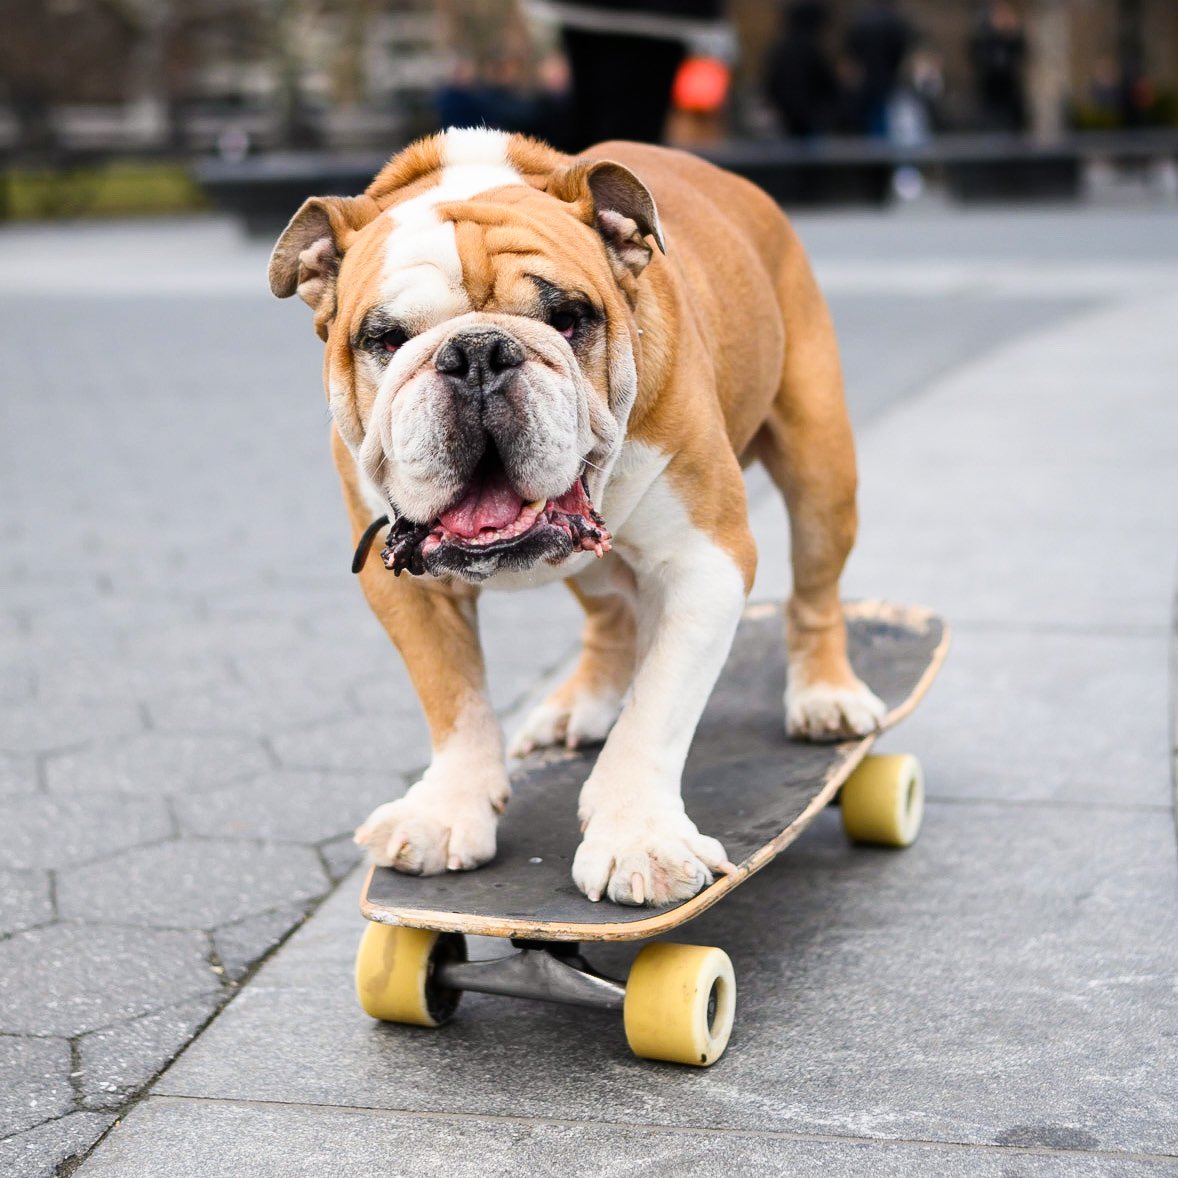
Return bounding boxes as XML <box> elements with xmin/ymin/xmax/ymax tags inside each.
<box><xmin>2</xmin><ymin>207</ymin><xmax>1177</xmax><ymax>1176</ymax></box>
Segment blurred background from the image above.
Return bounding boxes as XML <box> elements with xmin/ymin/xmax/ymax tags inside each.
<box><xmin>2</xmin><ymin>0</ymin><xmax>1177</xmax><ymax>222</ymax></box>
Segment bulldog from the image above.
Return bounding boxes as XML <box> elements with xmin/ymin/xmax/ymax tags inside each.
<box><xmin>268</xmin><ymin>127</ymin><xmax>884</xmax><ymax>907</ymax></box>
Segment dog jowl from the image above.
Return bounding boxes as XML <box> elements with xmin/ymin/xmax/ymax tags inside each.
<box><xmin>268</xmin><ymin>126</ymin><xmax>884</xmax><ymax>906</ymax></box>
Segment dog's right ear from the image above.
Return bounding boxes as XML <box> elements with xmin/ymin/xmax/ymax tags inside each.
<box><xmin>267</xmin><ymin>195</ymin><xmax>376</xmax><ymax>318</ymax></box>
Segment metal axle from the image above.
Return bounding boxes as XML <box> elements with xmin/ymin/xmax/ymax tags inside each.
<box><xmin>435</xmin><ymin>944</ymin><xmax>625</xmax><ymax>1011</ymax></box>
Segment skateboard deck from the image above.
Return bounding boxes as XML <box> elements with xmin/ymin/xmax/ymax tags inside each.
<box><xmin>361</xmin><ymin>600</ymin><xmax>949</xmax><ymax>943</ymax></box>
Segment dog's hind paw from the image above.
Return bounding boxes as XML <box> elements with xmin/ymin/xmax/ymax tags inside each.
<box><xmin>785</xmin><ymin>678</ymin><xmax>886</xmax><ymax>743</ymax></box>
<box><xmin>509</xmin><ymin>687</ymin><xmax>622</xmax><ymax>758</ymax></box>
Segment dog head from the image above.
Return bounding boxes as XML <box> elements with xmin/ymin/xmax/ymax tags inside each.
<box><xmin>268</xmin><ymin>128</ymin><xmax>664</xmax><ymax>583</ymax></box>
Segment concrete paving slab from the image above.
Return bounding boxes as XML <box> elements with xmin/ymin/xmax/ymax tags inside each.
<box><xmin>844</xmin><ymin>297</ymin><xmax>1178</xmax><ymax>631</ymax></box>
<box><xmin>33</xmin><ymin>649</ymin><xmax>231</xmax><ymax>707</ymax></box>
<box><xmin>876</xmin><ymin>627</ymin><xmax>1172</xmax><ymax>805</ymax></box>
<box><xmin>0</xmin><ymin>663</ymin><xmax>35</xmax><ymax>703</ymax></box>
<box><xmin>44</xmin><ymin>732</ymin><xmax>273</xmax><ymax>796</ymax></box>
<box><xmin>173</xmin><ymin>768</ymin><xmax>381</xmax><ymax>842</ymax></box>
<box><xmin>319</xmin><ymin>833</ymin><xmax>363</xmax><ymax>882</ymax></box>
<box><xmin>826</xmin><ymin>293</ymin><xmax>1096</xmax><ymax>427</ymax></box>
<box><xmin>0</xmin><ymin>700</ymin><xmax>144</xmax><ymax>756</ymax></box>
<box><xmin>0</xmin><ymin>923</ymin><xmax>218</xmax><ymax>1036</ymax></box>
<box><xmin>146</xmin><ymin>679</ymin><xmax>354</xmax><ymax>737</ymax></box>
<box><xmin>154</xmin><ymin>803</ymin><xmax>1178</xmax><ymax>1156</ymax></box>
<box><xmin>0</xmin><ymin>752</ymin><xmax>39</xmax><ymax>798</ymax></box>
<box><xmin>121</xmin><ymin>615</ymin><xmax>314</xmax><ymax>665</ymax></box>
<box><xmin>2</xmin><ymin>793</ymin><xmax>174</xmax><ymax>870</ymax></box>
<box><xmin>76</xmin><ymin>1097</ymin><xmax>1177</xmax><ymax>1178</ymax></box>
<box><xmin>269</xmin><ymin>712</ymin><xmax>430</xmax><ymax>776</ymax></box>
<box><xmin>77</xmin><ymin>995</ymin><xmax>222</xmax><ymax>1109</ymax></box>
<box><xmin>0</xmin><ymin>870</ymin><xmax>53</xmax><ymax>936</ymax></box>
<box><xmin>55</xmin><ymin>840</ymin><xmax>329</xmax><ymax>930</ymax></box>
<box><xmin>0</xmin><ymin>1111</ymin><xmax>117</xmax><ymax>1178</ymax></box>
<box><xmin>0</xmin><ymin>1037</ymin><xmax>73</xmax><ymax>1137</ymax></box>
<box><xmin>212</xmin><ymin>907</ymin><xmax>310</xmax><ymax>982</ymax></box>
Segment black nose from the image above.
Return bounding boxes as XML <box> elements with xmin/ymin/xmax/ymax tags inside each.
<box><xmin>435</xmin><ymin>330</ymin><xmax>525</xmax><ymax>396</ymax></box>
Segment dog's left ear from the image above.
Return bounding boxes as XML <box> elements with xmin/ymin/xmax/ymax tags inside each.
<box><xmin>551</xmin><ymin>160</ymin><xmax>666</xmax><ymax>281</ymax></box>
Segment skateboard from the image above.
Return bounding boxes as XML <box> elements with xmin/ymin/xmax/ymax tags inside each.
<box><xmin>355</xmin><ymin>600</ymin><xmax>949</xmax><ymax>1067</ymax></box>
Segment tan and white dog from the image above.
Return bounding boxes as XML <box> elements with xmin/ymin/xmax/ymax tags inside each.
<box><xmin>269</xmin><ymin>127</ymin><xmax>884</xmax><ymax>907</ymax></box>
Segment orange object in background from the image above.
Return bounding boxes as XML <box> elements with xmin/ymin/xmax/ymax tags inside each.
<box><xmin>672</xmin><ymin>56</ymin><xmax>730</xmax><ymax>113</ymax></box>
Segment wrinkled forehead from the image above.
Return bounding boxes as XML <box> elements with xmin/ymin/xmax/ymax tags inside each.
<box><xmin>336</xmin><ymin>173</ymin><xmax>607</xmax><ymax>338</ymax></box>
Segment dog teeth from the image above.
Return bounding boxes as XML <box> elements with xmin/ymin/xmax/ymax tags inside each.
<box><xmin>526</xmin><ymin>498</ymin><xmax>545</xmax><ymax>512</ymax></box>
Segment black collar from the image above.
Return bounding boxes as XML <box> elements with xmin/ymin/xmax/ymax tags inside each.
<box><xmin>351</xmin><ymin>515</ymin><xmax>389</xmax><ymax>574</ymax></box>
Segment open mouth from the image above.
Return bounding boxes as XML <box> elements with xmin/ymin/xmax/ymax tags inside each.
<box><xmin>380</xmin><ymin>452</ymin><xmax>612</xmax><ymax>581</ymax></box>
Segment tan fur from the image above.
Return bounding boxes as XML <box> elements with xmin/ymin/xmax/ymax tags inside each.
<box><xmin>549</xmin><ymin>577</ymin><xmax>636</xmax><ymax>722</ymax></box>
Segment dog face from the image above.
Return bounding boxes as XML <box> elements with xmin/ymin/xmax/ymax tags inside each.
<box><xmin>268</xmin><ymin>130</ymin><xmax>664</xmax><ymax>582</ymax></box>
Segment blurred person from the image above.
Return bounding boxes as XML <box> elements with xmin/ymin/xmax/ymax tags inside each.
<box><xmin>764</xmin><ymin>0</ymin><xmax>839</xmax><ymax>139</ymax></box>
<box><xmin>435</xmin><ymin>0</ymin><xmax>573</xmax><ymax>146</ymax></box>
<box><xmin>909</xmin><ymin>44</ymin><xmax>945</xmax><ymax>131</ymax></box>
<box><xmin>533</xmin><ymin>0</ymin><xmax>726</xmax><ymax>151</ymax></box>
<box><xmin>843</xmin><ymin>0</ymin><xmax>913</xmax><ymax>137</ymax></box>
<box><xmin>969</xmin><ymin>0</ymin><xmax>1027</xmax><ymax>133</ymax></box>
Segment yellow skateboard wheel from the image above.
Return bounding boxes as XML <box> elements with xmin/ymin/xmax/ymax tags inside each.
<box><xmin>623</xmin><ymin>943</ymin><xmax>736</xmax><ymax>1066</ymax></box>
<box><xmin>839</xmin><ymin>753</ymin><xmax>924</xmax><ymax>847</ymax></box>
<box><xmin>354</xmin><ymin>923</ymin><xmax>465</xmax><ymax>1026</ymax></box>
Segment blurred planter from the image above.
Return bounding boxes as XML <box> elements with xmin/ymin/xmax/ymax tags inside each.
<box><xmin>2</xmin><ymin>161</ymin><xmax>207</xmax><ymax>221</ymax></box>
<box><xmin>193</xmin><ymin>151</ymin><xmax>388</xmax><ymax>233</ymax></box>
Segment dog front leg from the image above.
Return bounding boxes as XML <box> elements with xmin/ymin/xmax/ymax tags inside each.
<box><xmin>337</xmin><ymin>451</ymin><xmax>508</xmax><ymax>875</ymax></box>
<box><xmin>351</xmin><ymin>572</ymin><xmax>509</xmax><ymax>874</ymax></box>
<box><xmin>572</xmin><ymin>492</ymin><xmax>752</xmax><ymax>906</ymax></box>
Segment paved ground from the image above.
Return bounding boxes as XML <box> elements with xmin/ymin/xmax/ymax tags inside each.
<box><xmin>0</xmin><ymin>203</ymin><xmax>1175</xmax><ymax>1176</ymax></box>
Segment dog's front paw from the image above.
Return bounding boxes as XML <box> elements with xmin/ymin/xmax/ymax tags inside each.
<box><xmin>572</xmin><ymin>806</ymin><xmax>736</xmax><ymax>906</ymax></box>
<box><xmin>509</xmin><ymin>687</ymin><xmax>622</xmax><ymax>758</ymax></box>
<box><xmin>785</xmin><ymin>677</ymin><xmax>886</xmax><ymax>742</ymax></box>
<box><xmin>355</xmin><ymin>790</ymin><xmax>500</xmax><ymax>875</ymax></box>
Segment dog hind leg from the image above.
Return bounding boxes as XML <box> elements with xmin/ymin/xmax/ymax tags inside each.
<box><xmin>753</xmin><ymin>262</ymin><xmax>885</xmax><ymax>741</ymax></box>
<box><xmin>509</xmin><ymin>566</ymin><xmax>636</xmax><ymax>757</ymax></box>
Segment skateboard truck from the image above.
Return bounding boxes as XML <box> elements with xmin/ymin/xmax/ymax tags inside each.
<box><xmin>435</xmin><ymin>940</ymin><xmax>626</xmax><ymax>1011</ymax></box>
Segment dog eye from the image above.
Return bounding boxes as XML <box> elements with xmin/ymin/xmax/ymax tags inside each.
<box><xmin>377</xmin><ymin>327</ymin><xmax>409</xmax><ymax>354</ymax></box>
<box><xmin>548</xmin><ymin>309</ymin><xmax>578</xmax><ymax>339</ymax></box>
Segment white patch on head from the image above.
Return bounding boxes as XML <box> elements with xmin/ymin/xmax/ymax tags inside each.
<box><xmin>442</xmin><ymin>126</ymin><xmax>512</xmax><ymax>167</ymax></box>
<box><xmin>378</xmin><ymin>126</ymin><xmax>523</xmax><ymax>328</ymax></box>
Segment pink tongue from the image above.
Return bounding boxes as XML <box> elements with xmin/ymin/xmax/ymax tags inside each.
<box><xmin>438</xmin><ymin>465</ymin><xmax>526</xmax><ymax>538</ymax></box>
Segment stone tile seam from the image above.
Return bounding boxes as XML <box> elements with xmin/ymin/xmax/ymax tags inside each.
<box><xmin>137</xmin><ymin>710</ymin><xmax>362</xmax><ymax>738</ymax></box>
<box><xmin>0</xmin><ymin>895</ymin><xmax>326</xmax><ymax>942</ymax></box>
<box><xmin>921</xmin><ymin>796</ymin><xmax>1174</xmax><ymax>815</ymax></box>
<box><xmin>0</xmin><ymin>916</ymin><xmax>58</xmax><ymax>945</ymax></box>
<box><xmin>7</xmin><ymin>828</ymin><xmax>348</xmax><ymax>874</ymax></box>
<box><xmin>0</xmin><ymin>984</ymin><xmax>229</xmax><ymax>1048</ymax></box>
<box><xmin>0</xmin><ymin>729</ymin><xmax>147</xmax><ymax>758</ymax></box>
<box><xmin>142</xmin><ymin>1094</ymin><xmax>1178</xmax><ymax>1164</ymax></box>
<box><xmin>53</xmin><ymin>897</ymin><xmax>345</xmax><ymax>1170</ymax></box>
<box><xmin>0</xmin><ymin>1107</ymin><xmax>94</xmax><ymax>1150</ymax></box>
